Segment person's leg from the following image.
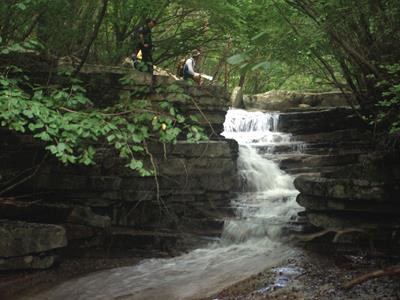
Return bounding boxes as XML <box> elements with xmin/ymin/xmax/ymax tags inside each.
<box><xmin>141</xmin><ymin>49</ymin><xmax>156</xmax><ymax>87</ymax></box>
<box><xmin>193</xmin><ymin>74</ymin><xmax>202</xmax><ymax>85</ymax></box>
<box><xmin>141</xmin><ymin>48</ymin><xmax>153</xmax><ymax>73</ymax></box>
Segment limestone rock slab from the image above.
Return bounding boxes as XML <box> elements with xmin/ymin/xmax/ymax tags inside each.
<box><xmin>294</xmin><ymin>175</ymin><xmax>386</xmax><ymax>200</ymax></box>
<box><xmin>0</xmin><ymin>220</ymin><xmax>67</xmax><ymax>257</ymax></box>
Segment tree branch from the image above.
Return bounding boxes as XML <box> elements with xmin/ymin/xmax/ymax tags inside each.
<box><xmin>73</xmin><ymin>0</ymin><xmax>109</xmax><ymax>76</ymax></box>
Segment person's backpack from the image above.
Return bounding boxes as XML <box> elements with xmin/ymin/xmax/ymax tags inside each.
<box><xmin>176</xmin><ymin>57</ymin><xmax>186</xmax><ymax>77</ymax></box>
<box><xmin>132</xmin><ymin>26</ymin><xmax>143</xmax><ymax>46</ymax></box>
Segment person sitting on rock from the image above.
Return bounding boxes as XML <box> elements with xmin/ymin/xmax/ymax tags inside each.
<box><xmin>183</xmin><ymin>49</ymin><xmax>202</xmax><ymax>84</ymax></box>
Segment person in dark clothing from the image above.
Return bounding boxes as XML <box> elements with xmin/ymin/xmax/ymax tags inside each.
<box><xmin>132</xmin><ymin>18</ymin><xmax>157</xmax><ymax>74</ymax></box>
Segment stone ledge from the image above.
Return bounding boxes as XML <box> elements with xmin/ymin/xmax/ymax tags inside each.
<box><xmin>0</xmin><ymin>255</ymin><xmax>55</xmax><ymax>271</ymax></box>
<box><xmin>0</xmin><ymin>199</ymin><xmax>111</xmax><ymax>228</ymax></box>
<box><xmin>294</xmin><ymin>175</ymin><xmax>387</xmax><ymax>201</ymax></box>
<box><xmin>0</xmin><ymin>220</ymin><xmax>67</xmax><ymax>257</ymax></box>
<box><xmin>297</xmin><ymin>194</ymin><xmax>400</xmax><ymax>214</ymax></box>
<box><xmin>307</xmin><ymin>211</ymin><xmax>400</xmax><ymax>231</ymax></box>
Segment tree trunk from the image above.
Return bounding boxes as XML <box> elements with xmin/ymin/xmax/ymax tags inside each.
<box><xmin>73</xmin><ymin>0</ymin><xmax>109</xmax><ymax>76</ymax></box>
<box><xmin>239</xmin><ymin>73</ymin><xmax>246</xmax><ymax>88</ymax></box>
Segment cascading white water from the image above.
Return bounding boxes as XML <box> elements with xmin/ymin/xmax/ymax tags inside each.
<box><xmin>28</xmin><ymin>108</ymin><xmax>301</xmax><ymax>300</ymax></box>
<box><xmin>221</xmin><ymin>109</ymin><xmax>300</xmax><ymax>244</ymax></box>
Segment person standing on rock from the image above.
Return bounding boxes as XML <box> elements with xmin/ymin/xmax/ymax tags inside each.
<box><xmin>132</xmin><ymin>18</ymin><xmax>157</xmax><ymax>74</ymax></box>
<box><xmin>183</xmin><ymin>49</ymin><xmax>202</xmax><ymax>84</ymax></box>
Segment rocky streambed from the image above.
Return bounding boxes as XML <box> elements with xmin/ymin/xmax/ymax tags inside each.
<box><xmin>204</xmin><ymin>244</ymin><xmax>400</xmax><ymax>300</ymax></box>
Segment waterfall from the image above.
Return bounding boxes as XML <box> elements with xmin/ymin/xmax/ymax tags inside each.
<box><xmin>29</xmin><ymin>108</ymin><xmax>301</xmax><ymax>300</ymax></box>
<box><xmin>221</xmin><ymin>109</ymin><xmax>300</xmax><ymax>244</ymax></box>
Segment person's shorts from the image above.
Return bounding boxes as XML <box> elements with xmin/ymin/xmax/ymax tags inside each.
<box><xmin>183</xmin><ymin>72</ymin><xmax>194</xmax><ymax>80</ymax></box>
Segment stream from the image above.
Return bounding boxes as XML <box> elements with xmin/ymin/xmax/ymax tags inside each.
<box><xmin>28</xmin><ymin>108</ymin><xmax>304</xmax><ymax>300</ymax></box>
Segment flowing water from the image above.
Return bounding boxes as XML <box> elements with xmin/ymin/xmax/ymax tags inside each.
<box><xmin>29</xmin><ymin>108</ymin><xmax>303</xmax><ymax>300</ymax></box>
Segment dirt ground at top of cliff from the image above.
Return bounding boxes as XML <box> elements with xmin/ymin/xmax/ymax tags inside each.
<box><xmin>201</xmin><ymin>243</ymin><xmax>400</xmax><ymax>300</ymax></box>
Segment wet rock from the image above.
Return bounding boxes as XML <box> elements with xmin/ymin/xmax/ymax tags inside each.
<box><xmin>293</xmin><ymin>128</ymin><xmax>371</xmax><ymax>145</ymax></box>
<box><xmin>64</xmin><ymin>224</ymin><xmax>96</xmax><ymax>241</ymax></box>
<box><xmin>277</xmin><ymin>153</ymin><xmax>359</xmax><ymax>171</ymax></box>
<box><xmin>68</xmin><ymin>206</ymin><xmax>111</xmax><ymax>228</ymax></box>
<box><xmin>0</xmin><ymin>255</ymin><xmax>55</xmax><ymax>270</ymax></box>
<box><xmin>109</xmin><ymin>228</ymin><xmax>179</xmax><ymax>253</ymax></box>
<box><xmin>0</xmin><ymin>199</ymin><xmax>111</xmax><ymax>228</ymax></box>
<box><xmin>294</xmin><ymin>176</ymin><xmax>387</xmax><ymax>201</ymax></box>
<box><xmin>296</xmin><ymin>194</ymin><xmax>400</xmax><ymax>214</ymax></box>
<box><xmin>0</xmin><ymin>220</ymin><xmax>67</xmax><ymax>257</ymax></box>
<box><xmin>278</xmin><ymin>107</ymin><xmax>365</xmax><ymax>134</ymax></box>
<box><xmin>306</xmin><ymin>211</ymin><xmax>400</xmax><ymax>231</ymax></box>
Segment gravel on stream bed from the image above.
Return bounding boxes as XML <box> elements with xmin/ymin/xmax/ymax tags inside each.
<box><xmin>201</xmin><ymin>244</ymin><xmax>400</xmax><ymax>300</ymax></box>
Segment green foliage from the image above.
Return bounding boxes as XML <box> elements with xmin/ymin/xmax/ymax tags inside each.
<box><xmin>2</xmin><ymin>0</ymin><xmax>400</xmax><ymax>141</ymax></box>
<box><xmin>0</xmin><ymin>41</ymin><xmax>207</xmax><ymax>176</ymax></box>
<box><xmin>374</xmin><ymin>64</ymin><xmax>400</xmax><ymax>135</ymax></box>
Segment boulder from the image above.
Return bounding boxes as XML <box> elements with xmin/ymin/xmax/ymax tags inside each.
<box><xmin>243</xmin><ymin>90</ymin><xmax>299</xmax><ymax>111</ymax></box>
<box><xmin>0</xmin><ymin>220</ymin><xmax>67</xmax><ymax>257</ymax></box>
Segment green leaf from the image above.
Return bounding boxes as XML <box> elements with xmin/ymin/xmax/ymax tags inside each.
<box><xmin>227</xmin><ymin>54</ymin><xmax>246</xmax><ymax>65</ymax></box>
<box><xmin>160</xmin><ymin>101</ymin><xmax>170</xmax><ymax>109</ymax></box>
<box><xmin>57</xmin><ymin>143</ymin><xmax>67</xmax><ymax>152</ymax></box>
<box><xmin>35</xmin><ymin>131</ymin><xmax>52</xmax><ymax>141</ymax></box>
<box><xmin>251</xmin><ymin>61</ymin><xmax>270</xmax><ymax>71</ymax></box>
<box><xmin>107</xmin><ymin>134</ymin><xmax>116</xmax><ymax>142</ymax></box>
<box><xmin>16</xmin><ymin>3</ymin><xmax>27</xmax><ymax>10</ymax></box>
<box><xmin>0</xmin><ymin>79</ymin><xmax>9</xmax><ymax>86</ymax></box>
<box><xmin>128</xmin><ymin>160</ymin><xmax>144</xmax><ymax>170</ymax></box>
<box><xmin>46</xmin><ymin>145</ymin><xmax>58</xmax><ymax>154</ymax></box>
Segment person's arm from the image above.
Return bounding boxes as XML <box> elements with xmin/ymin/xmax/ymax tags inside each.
<box><xmin>186</xmin><ymin>58</ymin><xmax>199</xmax><ymax>76</ymax></box>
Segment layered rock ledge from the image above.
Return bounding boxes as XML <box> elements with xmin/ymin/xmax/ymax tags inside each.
<box><xmin>243</xmin><ymin>90</ymin><xmax>354</xmax><ymax>111</ymax></box>
<box><xmin>0</xmin><ymin>54</ymin><xmax>238</xmax><ymax>270</ymax></box>
<box><xmin>272</xmin><ymin>107</ymin><xmax>400</xmax><ymax>247</ymax></box>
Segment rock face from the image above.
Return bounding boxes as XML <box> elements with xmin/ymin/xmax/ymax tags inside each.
<box><xmin>274</xmin><ymin>107</ymin><xmax>400</xmax><ymax>246</ymax></box>
<box><xmin>0</xmin><ymin>199</ymin><xmax>111</xmax><ymax>228</ymax></box>
<box><xmin>243</xmin><ymin>90</ymin><xmax>353</xmax><ymax>111</ymax></box>
<box><xmin>0</xmin><ymin>55</ymin><xmax>238</xmax><ymax>269</ymax></box>
<box><xmin>278</xmin><ymin>107</ymin><xmax>365</xmax><ymax>134</ymax></box>
<box><xmin>0</xmin><ymin>137</ymin><xmax>238</xmax><ymax>266</ymax></box>
<box><xmin>293</xmin><ymin>153</ymin><xmax>400</xmax><ymax>242</ymax></box>
<box><xmin>0</xmin><ymin>220</ymin><xmax>66</xmax><ymax>270</ymax></box>
<box><xmin>27</xmin><ymin>140</ymin><xmax>238</xmax><ymax>233</ymax></box>
<box><xmin>0</xmin><ymin>254</ymin><xmax>55</xmax><ymax>271</ymax></box>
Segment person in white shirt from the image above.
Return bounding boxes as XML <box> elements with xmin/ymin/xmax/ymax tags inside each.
<box><xmin>183</xmin><ymin>49</ymin><xmax>202</xmax><ymax>84</ymax></box>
